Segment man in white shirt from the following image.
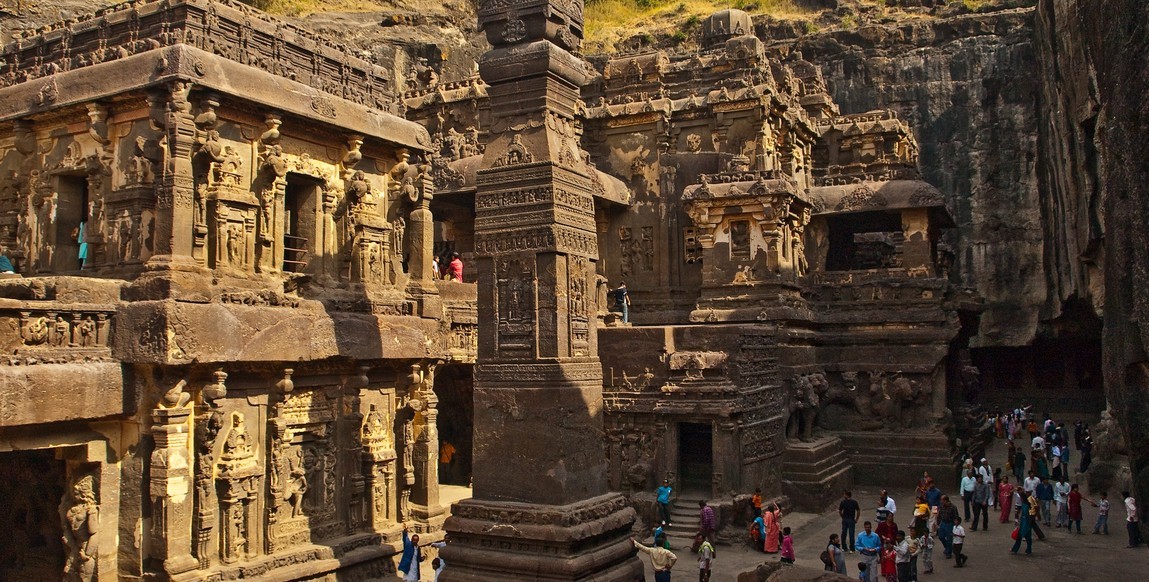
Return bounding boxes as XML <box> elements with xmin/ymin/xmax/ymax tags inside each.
<box><xmin>1054</xmin><ymin>477</ymin><xmax>1071</xmax><ymax>527</ymax></box>
<box><xmin>1023</xmin><ymin>471</ymin><xmax>1041</xmax><ymax>496</ymax></box>
<box><xmin>977</xmin><ymin>459</ymin><xmax>994</xmax><ymax>507</ymax></box>
<box><xmin>1124</xmin><ymin>492</ymin><xmax>1142</xmax><ymax>548</ymax></box>
<box><xmin>960</xmin><ymin>471</ymin><xmax>977</xmax><ymax>521</ymax></box>
<box><xmin>1031</xmin><ymin>434</ymin><xmax>1045</xmax><ymax>452</ymax></box>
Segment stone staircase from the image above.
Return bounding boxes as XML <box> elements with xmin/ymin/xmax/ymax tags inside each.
<box><xmin>660</xmin><ymin>492</ymin><xmax>706</xmax><ymax>546</ymax></box>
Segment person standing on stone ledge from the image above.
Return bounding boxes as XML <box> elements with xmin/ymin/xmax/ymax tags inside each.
<box><xmin>632</xmin><ymin>537</ymin><xmax>677</xmax><ymax>582</ymax></box>
<box><xmin>656</xmin><ymin>478</ymin><xmax>673</xmax><ymax>526</ymax></box>
<box><xmin>614</xmin><ymin>282</ymin><xmax>631</xmax><ymax>324</ymax></box>
<box><xmin>448</xmin><ymin>251</ymin><xmax>463</xmax><ymax>282</ymax></box>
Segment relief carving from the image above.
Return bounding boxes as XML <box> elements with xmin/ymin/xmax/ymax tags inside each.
<box><xmin>60</xmin><ymin>471</ymin><xmax>99</xmax><ymax>582</ymax></box>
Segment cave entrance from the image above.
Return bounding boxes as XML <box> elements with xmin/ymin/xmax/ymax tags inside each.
<box><xmin>434</xmin><ymin>363</ymin><xmax>473</xmax><ymax>487</ymax></box>
<box><xmin>53</xmin><ymin>174</ymin><xmax>89</xmax><ymax>272</ymax></box>
<box><xmin>283</xmin><ymin>174</ymin><xmax>320</xmax><ymax>273</ymax></box>
<box><xmin>678</xmin><ymin>422</ymin><xmax>713</xmax><ymax>494</ymax></box>
<box><xmin>0</xmin><ymin>449</ymin><xmax>67</xmax><ymax>580</ymax></box>
<box><xmin>970</xmin><ymin>299</ymin><xmax>1104</xmax><ymax>416</ymax></box>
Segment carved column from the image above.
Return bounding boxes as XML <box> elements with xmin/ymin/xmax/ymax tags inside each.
<box><xmin>362</xmin><ymin>402</ymin><xmax>397</xmax><ymax>532</ymax></box>
<box><xmin>440</xmin><ymin>1</ymin><xmax>641</xmax><ymax>578</ymax></box>
<box><xmin>147</xmin><ymin>81</ymin><xmax>197</xmax><ymax>262</ymax></box>
<box><xmin>409</xmin><ymin>363</ymin><xmax>443</xmax><ymax>526</ymax></box>
<box><xmin>149</xmin><ymin>405</ymin><xmax>199</xmax><ymax>577</ymax></box>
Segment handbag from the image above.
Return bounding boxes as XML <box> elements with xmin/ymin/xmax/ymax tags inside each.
<box><xmin>1011</xmin><ymin>526</ymin><xmax>1019</xmax><ymax>540</ymax></box>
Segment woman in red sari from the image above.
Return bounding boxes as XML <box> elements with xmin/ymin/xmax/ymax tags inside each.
<box><xmin>763</xmin><ymin>502</ymin><xmax>782</xmax><ymax>553</ymax></box>
<box><xmin>998</xmin><ymin>476</ymin><xmax>1014</xmax><ymax>522</ymax></box>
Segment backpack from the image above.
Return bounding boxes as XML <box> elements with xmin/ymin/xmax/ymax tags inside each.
<box><xmin>819</xmin><ymin>549</ymin><xmax>831</xmax><ymax>565</ymax></box>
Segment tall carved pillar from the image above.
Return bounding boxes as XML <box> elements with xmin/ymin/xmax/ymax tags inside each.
<box><xmin>404</xmin><ymin>164</ymin><xmax>443</xmax><ymax>317</ymax></box>
<box><xmin>440</xmin><ymin>1</ymin><xmax>641</xmax><ymax>578</ymax></box>
<box><xmin>362</xmin><ymin>403</ymin><xmax>397</xmax><ymax>531</ymax></box>
<box><xmin>408</xmin><ymin>363</ymin><xmax>443</xmax><ymax>527</ymax></box>
<box><xmin>149</xmin><ymin>403</ymin><xmax>199</xmax><ymax>577</ymax></box>
<box><xmin>147</xmin><ymin>81</ymin><xmax>197</xmax><ymax>263</ymax></box>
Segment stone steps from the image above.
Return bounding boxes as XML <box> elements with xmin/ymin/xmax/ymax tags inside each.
<box><xmin>835</xmin><ymin>430</ymin><xmax>957</xmax><ymax>486</ymax></box>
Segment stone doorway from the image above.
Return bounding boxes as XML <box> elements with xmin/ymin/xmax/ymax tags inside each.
<box><xmin>678</xmin><ymin>422</ymin><xmax>713</xmax><ymax>494</ymax></box>
<box><xmin>0</xmin><ymin>449</ymin><xmax>67</xmax><ymax>580</ymax></box>
<box><xmin>54</xmin><ymin>173</ymin><xmax>89</xmax><ymax>272</ymax></box>
<box><xmin>434</xmin><ymin>363</ymin><xmax>473</xmax><ymax>486</ymax></box>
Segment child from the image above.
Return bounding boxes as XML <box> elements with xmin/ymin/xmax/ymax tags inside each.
<box><xmin>780</xmin><ymin>527</ymin><xmax>795</xmax><ymax>563</ymax></box>
<box><xmin>697</xmin><ymin>534</ymin><xmax>715</xmax><ymax>582</ymax></box>
<box><xmin>857</xmin><ymin>562</ymin><xmax>868</xmax><ymax>582</ymax></box>
<box><xmin>880</xmin><ymin>543</ymin><xmax>897</xmax><ymax>582</ymax></box>
<box><xmin>1093</xmin><ymin>491</ymin><xmax>1110</xmax><ymax>534</ymax></box>
<box><xmin>752</xmin><ymin>488</ymin><xmax>763</xmax><ymax>517</ymax></box>
<box><xmin>951</xmin><ymin>516</ymin><xmax>967</xmax><ymax>567</ymax></box>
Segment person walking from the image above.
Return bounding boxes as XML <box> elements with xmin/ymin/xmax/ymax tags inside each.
<box><xmin>1013</xmin><ymin>445</ymin><xmax>1027</xmax><ymax>484</ymax></box>
<box><xmin>1036</xmin><ymin>478</ymin><xmax>1055</xmax><ymax>526</ymax></box>
<box><xmin>856</xmin><ymin>521</ymin><xmax>882</xmax><ymax>582</ymax></box>
<box><xmin>1054</xmin><ymin>476</ymin><xmax>1071</xmax><ymax>528</ymax></box>
<box><xmin>1011</xmin><ymin>494</ymin><xmax>1034</xmax><ymax>555</ymax></box>
<box><xmin>937</xmin><ymin>495</ymin><xmax>958</xmax><ymax>559</ymax></box>
<box><xmin>780</xmin><ymin>527</ymin><xmax>796</xmax><ymax>564</ymax></box>
<box><xmin>696</xmin><ymin>534</ymin><xmax>715</xmax><ymax>582</ymax></box>
<box><xmin>633</xmin><ymin>537</ymin><xmax>677</xmax><ymax>582</ymax></box>
<box><xmin>825</xmin><ymin>534</ymin><xmax>847</xmax><ymax>574</ymax></box>
<box><xmin>971</xmin><ymin>475</ymin><xmax>991</xmax><ymax>531</ymax></box>
<box><xmin>1124</xmin><ymin>491</ymin><xmax>1142</xmax><ymax>548</ymax></box>
<box><xmin>1067</xmin><ymin>483</ymin><xmax>1097</xmax><ymax>533</ymax></box>
<box><xmin>998</xmin><ymin>476</ymin><xmax>1014</xmax><ymax>523</ymax></box>
<box><xmin>698</xmin><ymin>500</ymin><xmax>717</xmax><ymax>544</ymax></box>
<box><xmin>840</xmin><ymin>490</ymin><xmax>861</xmax><ymax>553</ymax></box>
<box><xmin>918</xmin><ymin>523</ymin><xmax>935</xmax><ymax>574</ymax></box>
<box><xmin>656</xmin><ymin>479</ymin><xmax>673</xmax><ymax>526</ymax></box>
<box><xmin>1093</xmin><ymin>491</ymin><xmax>1111</xmax><ymax>534</ymax></box>
<box><xmin>951</xmin><ymin>517</ymin><xmax>967</xmax><ymax>567</ymax></box>
<box><xmin>1027</xmin><ymin>490</ymin><xmax>1047</xmax><ymax>541</ymax></box>
<box><xmin>960</xmin><ymin>470</ymin><xmax>976</xmax><ymax>521</ymax></box>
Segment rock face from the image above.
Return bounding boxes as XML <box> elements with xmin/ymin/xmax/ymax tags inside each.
<box><xmin>786</xmin><ymin>8</ymin><xmax>1048</xmax><ymax>347</ymax></box>
<box><xmin>1037</xmin><ymin>0</ymin><xmax>1149</xmax><ymax>524</ymax></box>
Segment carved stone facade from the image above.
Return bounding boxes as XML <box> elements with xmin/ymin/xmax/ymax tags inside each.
<box><xmin>407</xmin><ymin>8</ymin><xmax>979</xmax><ymax>512</ymax></box>
<box><xmin>0</xmin><ymin>1</ymin><xmax>458</xmax><ymax>580</ymax></box>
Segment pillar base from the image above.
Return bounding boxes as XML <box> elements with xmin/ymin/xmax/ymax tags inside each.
<box><xmin>440</xmin><ymin>493</ymin><xmax>642</xmax><ymax>581</ymax></box>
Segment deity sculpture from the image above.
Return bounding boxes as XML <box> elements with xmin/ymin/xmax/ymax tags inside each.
<box><xmin>60</xmin><ymin>472</ymin><xmax>99</xmax><ymax>582</ymax></box>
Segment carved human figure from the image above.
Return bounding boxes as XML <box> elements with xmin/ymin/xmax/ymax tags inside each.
<box><xmin>24</xmin><ymin>316</ymin><xmax>49</xmax><ymax>345</ymax></box>
<box><xmin>53</xmin><ymin>315</ymin><xmax>71</xmax><ymax>347</ymax></box>
<box><xmin>60</xmin><ymin>473</ymin><xmax>99</xmax><ymax>582</ymax></box>
<box><xmin>284</xmin><ymin>445</ymin><xmax>308</xmax><ymax>518</ymax></box>
<box><xmin>788</xmin><ymin>374</ymin><xmax>821</xmax><ymax>442</ymax></box>
<box><xmin>227</xmin><ymin>224</ymin><xmax>244</xmax><ymax>266</ymax></box>
<box><xmin>76</xmin><ymin>316</ymin><xmax>96</xmax><ymax>347</ymax></box>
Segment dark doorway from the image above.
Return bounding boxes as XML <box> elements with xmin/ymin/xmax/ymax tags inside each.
<box><xmin>54</xmin><ymin>175</ymin><xmax>89</xmax><ymax>272</ymax></box>
<box><xmin>0</xmin><ymin>449</ymin><xmax>67</xmax><ymax>580</ymax></box>
<box><xmin>825</xmin><ymin>210</ymin><xmax>903</xmax><ymax>271</ymax></box>
<box><xmin>678</xmin><ymin>422</ymin><xmax>713</xmax><ymax>493</ymax></box>
<box><xmin>283</xmin><ymin>175</ymin><xmax>319</xmax><ymax>273</ymax></box>
<box><xmin>434</xmin><ymin>364</ymin><xmax>474</xmax><ymax>485</ymax></box>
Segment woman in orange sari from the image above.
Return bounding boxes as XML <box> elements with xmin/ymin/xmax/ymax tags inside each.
<box><xmin>763</xmin><ymin>502</ymin><xmax>782</xmax><ymax>553</ymax></box>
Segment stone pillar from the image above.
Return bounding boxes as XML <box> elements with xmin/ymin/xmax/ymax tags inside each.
<box><xmin>410</xmin><ymin>363</ymin><xmax>444</xmax><ymax>528</ymax></box>
<box><xmin>149</xmin><ymin>405</ymin><xmax>199</xmax><ymax>578</ymax></box>
<box><xmin>440</xmin><ymin>1</ymin><xmax>641</xmax><ymax>578</ymax></box>
<box><xmin>901</xmin><ymin>208</ymin><xmax>931</xmax><ymax>271</ymax></box>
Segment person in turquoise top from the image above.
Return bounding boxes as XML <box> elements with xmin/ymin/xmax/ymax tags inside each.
<box><xmin>656</xmin><ymin>479</ymin><xmax>673</xmax><ymax>525</ymax></box>
<box><xmin>77</xmin><ymin>222</ymin><xmax>88</xmax><ymax>269</ymax></box>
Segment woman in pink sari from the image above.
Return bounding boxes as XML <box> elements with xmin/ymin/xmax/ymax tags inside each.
<box><xmin>998</xmin><ymin>475</ymin><xmax>1014</xmax><ymax>522</ymax></box>
<box><xmin>763</xmin><ymin>502</ymin><xmax>782</xmax><ymax>553</ymax></box>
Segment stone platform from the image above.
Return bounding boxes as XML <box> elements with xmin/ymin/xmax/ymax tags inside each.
<box><xmin>440</xmin><ymin>493</ymin><xmax>642</xmax><ymax>581</ymax></box>
<box><xmin>834</xmin><ymin>431</ymin><xmax>956</xmax><ymax>486</ymax></box>
<box><xmin>780</xmin><ymin>436</ymin><xmax>853</xmax><ymax>512</ymax></box>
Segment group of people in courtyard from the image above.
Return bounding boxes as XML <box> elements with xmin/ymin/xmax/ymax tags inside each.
<box><xmin>633</xmin><ymin>406</ymin><xmax>1143</xmax><ymax>581</ymax></box>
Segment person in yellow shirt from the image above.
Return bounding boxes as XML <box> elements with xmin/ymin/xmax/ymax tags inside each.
<box><xmin>633</xmin><ymin>537</ymin><xmax>677</xmax><ymax>582</ymax></box>
<box><xmin>439</xmin><ymin>440</ymin><xmax>457</xmax><ymax>484</ymax></box>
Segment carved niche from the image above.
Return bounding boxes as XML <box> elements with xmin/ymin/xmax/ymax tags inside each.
<box><xmin>495</xmin><ymin>257</ymin><xmax>536</xmax><ymax>355</ymax></box>
<box><xmin>216</xmin><ymin>411</ymin><xmax>262</xmax><ymax>564</ymax></box>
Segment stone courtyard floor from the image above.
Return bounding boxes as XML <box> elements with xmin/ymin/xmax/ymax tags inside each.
<box><xmin>427</xmin><ymin>439</ymin><xmax>1149</xmax><ymax>581</ymax></box>
<box><xmin>632</xmin><ymin>436</ymin><xmax>1149</xmax><ymax>581</ymax></box>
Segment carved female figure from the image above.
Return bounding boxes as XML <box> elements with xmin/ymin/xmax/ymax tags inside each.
<box><xmin>60</xmin><ymin>473</ymin><xmax>99</xmax><ymax>582</ymax></box>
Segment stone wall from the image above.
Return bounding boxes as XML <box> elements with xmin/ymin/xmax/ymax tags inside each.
<box><xmin>1036</xmin><ymin>0</ymin><xmax>1149</xmax><ymax>525</ymax></box>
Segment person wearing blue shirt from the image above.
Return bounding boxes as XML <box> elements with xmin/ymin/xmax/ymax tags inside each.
<box><xmin>855</xmin><ymin>521</ymin><xmax>881</xmax><ymax>582</ymax></box>
<box><xmin>656</xmin><ymin>479</ymin><xmax>673</xmax><ymax>525</ymax></box>
<box><xmin>1036</xmin><ymin>478</ymin><xmax>1055</xmax><ymax>526</ymax></box>
<box><xmin>925</xmin><ymin>481</ymin><xmax>942</xmax><ymax>509</ymax></box>
<box><xmin>398</xmin><ymin>524</ymin><xmax>423</xmax><ymax>581</ymax></box>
